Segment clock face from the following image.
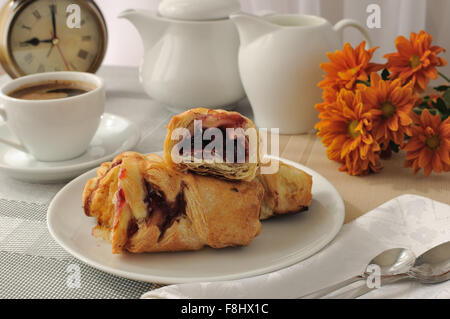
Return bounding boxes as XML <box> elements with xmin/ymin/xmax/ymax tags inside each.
<box><xmin>8</xmin><ymin>0</ymin><xmax>106</xmax><ymax>75</ymax></box>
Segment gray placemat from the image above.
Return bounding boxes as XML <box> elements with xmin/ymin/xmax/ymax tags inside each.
<box><xmin>0</xmin><ymin>199</ymin><xmax>157</xmax><ymax>299</ymax></box>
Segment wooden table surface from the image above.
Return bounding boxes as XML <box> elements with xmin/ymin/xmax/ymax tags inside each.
<box><xmin>278</xmin><ymin>133</ymin><xmax>450</xmax><ymax>223</ymax></box>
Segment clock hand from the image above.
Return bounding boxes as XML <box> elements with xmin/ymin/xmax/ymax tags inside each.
<box><xmin>47</xmin><ymin>4</ymin><xmax>58</xmax><ymax>58</ymax></box>
<box><xmin>21</xmin><ymin>37</ymin><xmax>53</xmax><ymax>46</ymax></box>
<box><xmin>46</xmin><ymin>45</ymin><xmax>54</xmax><ymax>58</ymax></box>
<box><xmin>50</xmin><ymin>31</ymin><xmax>70</xmax><ymax>71</ymax></box>
<box><xmin>50</xmin><ymin>4</ymin><xmax>57</xmax><ymax>39</ymax></box>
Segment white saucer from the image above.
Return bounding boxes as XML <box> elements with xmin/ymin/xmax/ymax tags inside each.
<box><xmin>0</xmin><ymin>113</ymin><xmax>140</xmax><ymax>183</ymax></box>
<box><xmin>48</xmin><ymin>156</ymin><xmax>345</xmax><ymax>284</ymax></box>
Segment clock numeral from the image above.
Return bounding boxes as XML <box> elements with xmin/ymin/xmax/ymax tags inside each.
<box><xmin>37</xmin><ymin>64</ymin><xmax>45</xmax><ymax>73</ymax></box>
<box><xmin>21</xmin><ymin>24</ymin><xmax>31</xmax><ymax>30</ymax></box>
<box><xmin>77</xmin><ymin>50</ymin><xmax>88</xmax><ymax>60</ymax></box>
<box><xmin>82</xmin><ymin>36</ymin><xmax>92</xmax><ymax>42</ymax></box>
<box><xmin>33</xmin><ymin>10</ymin><xmax>41</xmax><ymax>20</ymax></box>
<box><xmin>70</xmin><ymin>63</ymin><xmax>77</xmax><ymax>71</ymax></box>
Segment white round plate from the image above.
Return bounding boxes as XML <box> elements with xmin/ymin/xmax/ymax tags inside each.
<box><xmin>0</xmin><ymin>113</ymin><xmax>140</xmax><ymax>183</ymax></box>
<box><xmin>47</xmin><ymin>157</ymin><xmax>345</xmax><ymax>284</ymax></box>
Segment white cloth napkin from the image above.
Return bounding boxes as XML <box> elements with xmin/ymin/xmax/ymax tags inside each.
<box><xmin>142</xmin><ymin>194</ymin><xmax>450</xmax><ymax>299</ymax></box>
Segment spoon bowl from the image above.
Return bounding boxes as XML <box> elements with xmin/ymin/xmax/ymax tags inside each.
<box><xmin>370</xmin><ymin>248</ymin><xmax>416</xmax><ymax>276</ymax></box>
<box><xmin>409</xmin><ymin>241</ymin><xmax>450</xmax><ymax>284</ymax></box>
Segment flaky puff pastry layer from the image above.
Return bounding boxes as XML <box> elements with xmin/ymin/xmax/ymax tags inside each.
<box><xmin>82</xmin><ymin>152</ymin><xmax>263</xmax><ymax>254</ymax></box>
<box><xmin>258</xmin><ymin>160</ymin><xmax>313</xmax><ymax>220</ymax></box>
<box><xmin>164</xmin><ymin>108</ymin><xmax>259</xmax><ymax>182</ymax></box>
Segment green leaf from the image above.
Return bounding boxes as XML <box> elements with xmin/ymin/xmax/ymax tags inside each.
<box><xmin>419</xmin><ymin>99</ymin><xmax>429</xmax><ymax>107</ymax></box>
<box><xmin>428</xmin><ymin>108</ymin><xmax>440</xmax><ymax>116</ymax></box>
<box><xmin>443</xmin><ymin>89</ymin><xmax>450</xmax><ymax>107</ymax></box>
<box><xmin>432</xmin><ymin>97</ymin><xmax>448</xmax><ymax>114</ymax></box>
<box><xmin>356</xmin><ymin>80</ymin><xmax>370</xmax><ymax>86</ymax></box>
<box><xmin>413</xmin><ymin>107</ymin><xmax>423</xmax><ymax>115</ymax></box>
<box><xmin>389</xmin><ymin>140</ymin><xmax>399</xmax><ymax>153</ymax></box>
<box><xmin>434</xmin><ymin>85</ymin><xmax>450</xmax><ymax>92</ymax></box>
<box><xmin>381</xmin><ymin>69</ymin><xmax>390</xmax><ymax>81</ymax></box>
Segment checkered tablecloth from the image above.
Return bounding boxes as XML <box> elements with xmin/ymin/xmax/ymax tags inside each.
<box><xmin>0</xmin><ymin>199</ymin><xmax>157</xmax><ymax>298</ymax></box>
<box><xmin>0</xmin><ymin>65</ymin><xmax>252</xmax><ymax>299</ymax></box>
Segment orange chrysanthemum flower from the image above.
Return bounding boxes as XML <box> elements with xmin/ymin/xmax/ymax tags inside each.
<box><xmin>315</xmin><ymin>87</ymin><xmax>338</xmax><ymax>113</ymax></box>
<box><xmin>319</xmin><ymin>41</ymin><xmax>384</xmax><ymax>93</ymax></box>
<box><xmin>315</xmin><ymin>89</ymin><xmax>382</xmax><ymax>175</ymax></box>
<box><xmin>384</xmin><ymin>30</ymin><xmax>448</xmax><ymax>93</ymax></box>
<box><xmin>403</xmin><ymin>109</ymin><xmax>450</xmax><ymax>176</ymax></box>
<box><xmin>360</xmin><ymin>73</ymin><xmax>418</xmax><ymax>148</ymax></box>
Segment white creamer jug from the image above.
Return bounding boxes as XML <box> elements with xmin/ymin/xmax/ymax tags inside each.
<box><xmin>231</xmin><ymin>14</ymin><xmax>372</xmax><ymax>134</ymax></box>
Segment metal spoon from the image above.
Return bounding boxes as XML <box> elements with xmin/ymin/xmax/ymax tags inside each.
<box><xmin>330</xmin><ymin>241</ymin><xmax>450</xmax><ymax>298</ymax></box>
<box><xmin>409</xmin><ymin>241</ymin><xmax>450</xmax><ymax>283</ymax></box>
<box><xmin>299</xmin><ymin>247</ymin><xmax>416</xmax><ymax>299</ymax></box>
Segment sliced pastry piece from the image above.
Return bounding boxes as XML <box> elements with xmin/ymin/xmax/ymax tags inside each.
<box><xmin>164</xmin><ymin>108</ymin><xmax>259</xmax><ymax>181</ymax></box>
<box><xmin>82</xmin><ymin>152</ymin><xmax>263</xmax><ymax>254</ymax></box>
<box><xmin>257</xmin><ymin>160</ymin><xmax>313</xmax><ymax>220</ymax></box>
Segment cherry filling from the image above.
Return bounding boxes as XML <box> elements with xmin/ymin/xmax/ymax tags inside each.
<box><xmin>180</xmin><ymin>114</ymin><xmax>250</xmax><ymax>163</ymax></box>
<box><xmin>116</xmin><ymin>187</ymin><xmax>140</xmax><ymax>238</ymax></box>
<box><xmin>119</xmin><ymin>168</ymin><xmax>127</xmax><ymax>179</ymax></box>
<box><xmin>114</xmin><ymin>180</ymin><xmax>186</xmax><ymax>241</ymax></box>
<box><xmin>144</xmin><ymin>181</ymin><xmax>186</xmax><ymax>241</ymax></box>
<box><xmin>199</xmin><ymin>113</ymin><xmax>247</xmax><ymax>128</ymax></box>
<box><xmin>116</xmin><ymin>188</ymin><xmax>126</xmax><ymax>210</ymax></box>
<box><xmin>111</xmin><ymin>159</ymin><xmax>122</xmax><ymax>169</ymax></box>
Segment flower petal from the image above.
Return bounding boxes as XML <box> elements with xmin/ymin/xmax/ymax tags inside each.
<box><xmin>418</xmin><ymin>147</ymin><xmax>432</xmax><ymax>167</ymax></box>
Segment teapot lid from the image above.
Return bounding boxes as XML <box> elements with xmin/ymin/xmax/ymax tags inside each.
<box><xmin>158</xmin><ymin>0</ymin><xmax>241</xmax><ymax>21</ymax></box>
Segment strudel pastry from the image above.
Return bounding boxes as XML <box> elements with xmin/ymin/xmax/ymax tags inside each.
<box><xmin>82</xmin><ymin>152</ymin><xmax>263</xmax><ymax>254</ymax></box>
<box><xmin>164</xmin><ymin>108</ymin><xmax>259</xmax><ymax>181</ymax></box>
<box><xmin>258</xmin><ymin>160</ymin><xmax>313</xmax><ymax>220</ymax></box>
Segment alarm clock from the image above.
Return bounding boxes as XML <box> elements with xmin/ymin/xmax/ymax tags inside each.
<box><xmin>0</xmin><ymin>0</ymin><xmax>107</xmax><ymax>78</ymax></box>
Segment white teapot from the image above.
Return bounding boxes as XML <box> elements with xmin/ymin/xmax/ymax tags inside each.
<box><xmin>119</xmin><ymin>0</ymin><xmax>245</xmax><ymax>112</ymax></box>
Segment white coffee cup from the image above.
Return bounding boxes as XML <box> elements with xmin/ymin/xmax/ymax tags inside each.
<box><xmin>0</xmin><ymin>72</ymin><xmax>105</xmax><ymax>162</ymax></box>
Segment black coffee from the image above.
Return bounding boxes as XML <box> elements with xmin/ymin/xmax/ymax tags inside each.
<box><xmin>8</xmin><ymin>80</ymin><xmax>96</xmax><ymax>100</ymax></box>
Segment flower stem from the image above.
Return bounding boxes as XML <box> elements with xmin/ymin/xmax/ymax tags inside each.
<box><xmin>438</xmin><ymin>71</ymin><xmax>450</xmax><ymax>83</ymax></box>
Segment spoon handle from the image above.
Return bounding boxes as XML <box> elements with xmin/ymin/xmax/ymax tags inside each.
<box><xmin>299</xmin><ymin>275</ymin><xmax>365</xmax><ymax>299</ymax></box>
<box><xmin>328</xmin><ymin>274</ymin><xmax>409</xmax><ymax>299</ymax></box>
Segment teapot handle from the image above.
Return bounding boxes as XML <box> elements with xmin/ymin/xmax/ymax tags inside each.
<box><xmin>333</xmin><ymin>19</ymin><xmax>372</xmax><ymax>48</ymax></box>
